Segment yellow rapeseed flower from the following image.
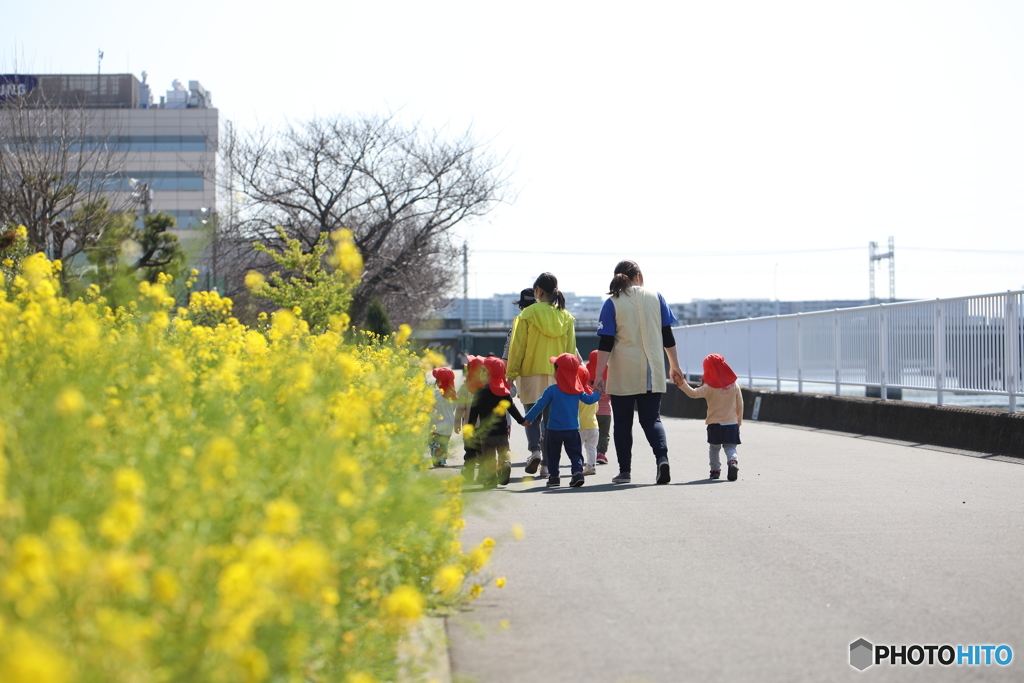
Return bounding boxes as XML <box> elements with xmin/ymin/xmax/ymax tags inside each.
<box><xmin>346</xmin><ymin>673</ymin><xmax>378</xmax><ymax>683</ymax></box>
<box><xmin>54</xmin><ymin>387</ymin><xmax>85</xmax><ymax>416</ymax></box>
<box><xmin>0</xmin><ymin>628</ymin><xmax>74</xmax><ymax>683</ymax></box>
<box><xmin>113</xmin><ymin>468</ymin><xmax>146</xmax><ymax>499</ymax></box>
<box><xmin>97</xmin><ymin>499</ymin><xmax>144</xmax><ymax>545</ymax></box>
<box><xmin>433</xmin><ymin>564</ymin><xmax>464</xmax><ymax>596</ymax></box>
<box><xmin>382</xmin><ymin>585</ymin><xmax>424</xmax><ymax>622</ymax></box>
<box><xmin>244</xmin><ymin>271</ymin><xmax>266</xmax><ymax>290</ymax></box>
<box><xmin>395</xmin><ymin>324</ymin><xmax>412</xmax><ymax>345</ymax></box>
<box><xmin>262</xmin><ymin>498</ymin><xmax>301</xmax><ymax>536</ymax></box>
<box><xmin>152</xmin><ymin>568</ymin><xmax>180</xmax><ymax>606</ymax></box>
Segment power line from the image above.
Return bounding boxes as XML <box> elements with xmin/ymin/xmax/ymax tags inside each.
<box><xmin>472</xmin><ymin>246</ymin><xmax>1024</xmax><ymax>257</ymax></box>
<box><xmin>900</xmin><ymin>247</ymin><xmax>1024</xmax><ymax>255</ymax></box>
<box><xmin>473</xmin><ymin>246</ymin><xmax>864</xmax><ymax>257</ymax></box>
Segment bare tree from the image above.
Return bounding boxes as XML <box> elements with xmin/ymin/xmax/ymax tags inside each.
<box><xmin>220</xmin><ymin>114</ymin><xmax>510</xmax><ymax>326</ymax></box>
<box><xmin>0</xmin><ymin>94</ymin><xmax>137</xmax><ymax>266</ymax></box>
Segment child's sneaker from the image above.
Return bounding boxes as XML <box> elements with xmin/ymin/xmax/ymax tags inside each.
<box><xmin>583</xmin><ymin>464</ymin><xmax>596</xmax><ymax>476</ymax></box>
<box><xmin>498</xmin><ymin>460</ymin><xmax>512</xmax><ymax>486</ymax></box>
<box><xmin>539</xmin><ymin>465</ymin><xmax>549</xmax><ymax>478</ymax></box>
<box><xmin>596</xmin><ymin>453</ymin><xmax>608</xmax><ymax>465</ymax></box>
<box><xmin>727</xmin><ymin>462</ymin><xmax>738</xmax><ymax>482</ymax></box>
<box><xmin>524</xmin><ymin>452</ymin><xmax>542</xmax><ymax>475</ymax></box>
<box><xmin>570</xmin><ymin>471</ymin><xmax>585</xmax><ymax>487</ymax></box>
<box><xmin>546</xmin><ymin>475</ymin><xmax>560</xmax><ymax>487</ymax></box>
<box><xmin>710</xmin><ymin>469</ymin><xmax>721</xmax><ymax>480</ymax></box>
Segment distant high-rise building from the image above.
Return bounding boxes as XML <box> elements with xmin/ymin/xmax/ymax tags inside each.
<box><xmin>0</xmin><ymin>72</ymin><xmax>217</xmax><ymax>232</ymax></box>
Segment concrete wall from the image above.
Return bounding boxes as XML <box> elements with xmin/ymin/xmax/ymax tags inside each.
<box><xmin>660</xmin><ymin>385</ymin><xmax>1024</xmax><ymax>458</ymax></box>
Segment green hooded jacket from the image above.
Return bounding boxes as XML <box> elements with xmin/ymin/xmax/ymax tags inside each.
<box><xmin>505</xmin><ymin>303</ymin><xmax>576</xmax><ymax>380</ymax></box>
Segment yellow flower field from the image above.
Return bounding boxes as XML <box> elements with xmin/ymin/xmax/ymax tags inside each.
<box><xmin>0</xmin><ymin>233</ymin><xmax>492</xmax><ymax>683</ymax></box>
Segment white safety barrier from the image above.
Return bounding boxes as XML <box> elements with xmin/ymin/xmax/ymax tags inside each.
<box><xmin>674</xmin><ymin>291</ymin><xmax>1024</xmax><ymax>412</ymax></box>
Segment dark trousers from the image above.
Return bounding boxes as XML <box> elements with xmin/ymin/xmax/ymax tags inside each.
<box><xmin>597</xmin><ymin>414</ymin><xmax>611</xmax><ymax>454</ymax></box>
<box><xmin>610</xmin><ymin>392</ymin><xmax>668</xmax><ymax>474</ymax></box>
<box><xmin>480</xmin><ymin>435</ymin><xmax>511</xmax><ymax>478</ymax></box>
<box><xmin>545</xmin><ymin>428</ymin><xmax>584</xmax><ymax>476</ymax></box>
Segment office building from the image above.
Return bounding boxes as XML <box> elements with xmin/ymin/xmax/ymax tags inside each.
<box><xmin>0</xmin><ymin>72</ymin><xmax>217</xmax><ymax>233</ymax></box>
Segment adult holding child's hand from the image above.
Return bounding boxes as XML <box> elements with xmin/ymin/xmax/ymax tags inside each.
<box><xmin>506</xmin><ymin>272</ymin><xmax>576</xmax><ymax>477</ymax></box>
<box><xmin>593</xmin><ymin>260</ymin><xmax>682</xmax><ymax>485</ymax></box>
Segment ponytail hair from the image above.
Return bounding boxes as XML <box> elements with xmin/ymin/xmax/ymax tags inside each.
<box><xmin>534</xmin><ymin>272</ymin><xmax>566</xmax><ymax>310</ymax></box>
<box><xmin>608</xmin><ymin>260</ymin><xmax>641</xmax><ymax>298</ymax></box>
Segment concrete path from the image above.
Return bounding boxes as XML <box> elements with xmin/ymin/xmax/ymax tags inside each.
<box><xmin>446</xmin><ymin>416</ymin><xmax>1024</xmax><ymax>682</ymax></box>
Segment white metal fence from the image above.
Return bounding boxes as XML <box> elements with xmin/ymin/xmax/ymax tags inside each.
<box><xmin>673</xmin><ymin>291</ymin><xmax>1024</xmax><ymax>412</ymax></box>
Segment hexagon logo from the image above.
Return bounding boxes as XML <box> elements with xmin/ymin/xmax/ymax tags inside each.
<box><xmin>850</xmin><ymin>638</ymin><xmax>874</xmax><ymax>671</ymax></box>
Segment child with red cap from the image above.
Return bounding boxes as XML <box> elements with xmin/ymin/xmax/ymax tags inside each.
<box><xmin>456</xmin><ymin>356</ymin><xmax>489</xmax><ymax>482</ymax></box>
<box><xmin>468</xmin><ymin>356</ymin><xmax>527</xmax><ymax>488</ymax></box>
<box><xmin>677</xmin><ymin>353</ymin><xmax>744</xmax><ymax>481</ymax></box>
<box><xmin>523</xmin><ymin>353</ymin><xmax>602</xmax><ymax>487</ymax></box>
<box><xmin>430</xmin><ymin>367</ymin><xmax>458</xmax><ymax>467</ymax></box>
<box><xmin>579</xmin><ymin>363</ymin><xmax>600</xmax><ymax>475</ymax></box>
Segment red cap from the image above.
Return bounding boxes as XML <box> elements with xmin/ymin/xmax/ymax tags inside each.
<box><xmin>702</xmin><ymin>353</ymin><xmax>738</xmax><ymax>389</ymax></box>
<box><xmin>549</xmin><ymin>353</ymin><xmax>587</xmax><ymax>394</ymax></box>
<box><xmin>483</xmin><ymin>356</ymin><xmax>512</xmax><ymax>395</ymax></box>
<box><xmin>577</xmin><ymin>365</ymin><xmax>593</xmax><ymax>394</ymax></box>
<box><xmin>465</xmin><ymin>355</ymin><xmax>488</xmax><ymax>393</ymax></box>
<box><xmin>432</xmin><ymin>367</ymin><xmax>457</xmax><ymax>399</ymax></box>
<box><xmin>586</xmin><ymin>349</ymin><xmax>607</xmax><ymax>382</ymax></box>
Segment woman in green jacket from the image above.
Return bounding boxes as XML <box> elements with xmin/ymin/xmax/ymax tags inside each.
<box><xmin>506</xmin><ymin>272</ymin><xmax>577</xmax><ymax>476</ymax></box>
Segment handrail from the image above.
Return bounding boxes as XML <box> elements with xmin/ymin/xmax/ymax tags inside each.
<box><xmin>673</xmin><ymin>290</ymin><xmax>1024</xmax><ymax>412</ymax></box>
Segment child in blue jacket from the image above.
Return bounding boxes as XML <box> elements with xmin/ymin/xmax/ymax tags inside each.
<box><xmin>523</xmin><ymin>353</ymin><xmax>601</xmax><ymax>488</ymax></box>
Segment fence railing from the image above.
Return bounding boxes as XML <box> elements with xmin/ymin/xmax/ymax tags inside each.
<box><xmin>673</xmin><ymin>291</ymin><xmax>1024</xmax><ymax>412</ymax></box>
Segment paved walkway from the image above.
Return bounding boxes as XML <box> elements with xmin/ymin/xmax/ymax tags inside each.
<box><xmin>446</xmin><ymin>416</ymin><xmax>1024</xmax><ymax>682</ymax></box>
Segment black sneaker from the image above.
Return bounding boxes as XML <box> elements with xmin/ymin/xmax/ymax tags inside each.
<box><xmin>656</xmin><ymin>460</ymin><xmax>671</xmax><ymax>484</ymax></box>
<box><xmin>611</xmin><ymin>472</ymin><xmax>631</xmax><ymax>484</ymax></box>
<box><xmin>498</xmin><ymin>460</ymin><xmax>512</xmax><ymax>486</ymax></box>
<box><xmin>710</xmin><ymin>470</ymin><xmax>721</xmax><ymax>480</ymax></box>
<box><xmin>570</xmin><ymin>471</ymin><xmax>584</xmax><ymax>488</ymax></box>
<box><xmin>546</xmin><ymin>475</ymin><xmax>561</xmax><ymax>487</ymax></box>
<box><xmin>727</xmin><ymin>464</ymin><xmax>738</xmax><ymax>482</ymax></box>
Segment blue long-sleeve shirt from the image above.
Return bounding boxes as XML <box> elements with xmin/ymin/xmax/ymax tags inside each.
<box><xmin>523</xmin><ymin>384</ymin><xmax>601</xmax><ymax>431</ymax></box>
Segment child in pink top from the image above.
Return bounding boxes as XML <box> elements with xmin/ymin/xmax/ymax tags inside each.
<box><xmin>589</xmin><ymin>350</ymin><xmax>612</xmax><ymax>464</ymax></box>
<box><xmin>676</xmin><ymin>354</ymin><xmax>744</xmax><ymax>481</ymax></box>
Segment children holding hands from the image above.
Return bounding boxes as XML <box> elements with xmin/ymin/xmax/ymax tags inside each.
<box><xmin>579</xmin><ymin>362</ymin><xmax>600</xmax><ymax>475</ymax></box>
<box><xmin>523</xmin><ymin>353</ymin><xmax>601</xmax><ymax>488</ymax></box>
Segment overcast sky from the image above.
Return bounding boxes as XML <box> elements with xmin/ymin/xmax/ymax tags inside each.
<box><xmin>7</xmin><ymin>0</ymin><xmax>1024</xmax><ymax>304</ymax></box>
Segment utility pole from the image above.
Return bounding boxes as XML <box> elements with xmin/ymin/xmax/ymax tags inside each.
<box><xmin>869</xmin><ymin>236</ymin><xmax>895</xmax><ymax>302</ymax></box>
<box><xmin>461</xmin><ymin>242</ymin><xmax>469</xmax><ymax>334</ymax></box>
<box><xmin>97</xmin><ymin>49</ymin><xmax>104</xmax><ymax>99</ymax></box>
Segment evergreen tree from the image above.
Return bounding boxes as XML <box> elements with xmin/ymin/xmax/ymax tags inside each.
<box><xmin>364</xmin><ymin>297</ymin><xmax>391</xmax><ymax>337</ymax></box>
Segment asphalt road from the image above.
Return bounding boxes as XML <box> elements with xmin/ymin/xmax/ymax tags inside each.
<box><xmin>446</xmin><ymin>415</ymin><xmax>1024</xmax><ymax>682</ymax></box>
